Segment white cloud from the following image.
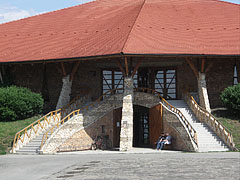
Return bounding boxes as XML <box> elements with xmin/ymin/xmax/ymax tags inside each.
<box><xmin>0</xmin><ymin>5</ymin><xmax>38</xmax><ymax>24</ymax></box>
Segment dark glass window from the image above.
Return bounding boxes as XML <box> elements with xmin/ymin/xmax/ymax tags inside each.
<box><xmin>102</xmin><ymin>70</ymin><xmax>124</xmax><ymax>95</ymax></box>
<box><xmin>234</xmin><ymin>65</ymin><xmax>238</xmax><ymax>85</ymax></box>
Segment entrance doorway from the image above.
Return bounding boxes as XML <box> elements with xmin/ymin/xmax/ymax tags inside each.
<box><xmin>133</xmin><ymin>106</ymin><xmax>150</xmax><ymax>147</ymax></box>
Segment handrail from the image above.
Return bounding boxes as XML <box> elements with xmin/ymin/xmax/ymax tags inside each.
<box><xmin>11</xmin><ymin>93</ymin><xmax>89</xmax><ymax>153</ymax></box>
<box><xmin>40</xmin><ymin>88</ymin><xmax>124</xmax><ymax>150</ymax></box>
<box><xmin>134</xmin><ymin>87</ymin><xmax>198</xmax><ymax>146</ymax></box>
<box><xmin>182</xmin><ymin>90</ymin><xmax>237</xmax><ymax>151</ymax></box>
<box><xmin>11</xmin><ymin>109</ymin><xmax>61</xmax><ymax>153</ymax></box>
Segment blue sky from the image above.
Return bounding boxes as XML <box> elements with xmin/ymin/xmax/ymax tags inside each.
<box><xmin>0</xmin><ymin>0</ymin><xmax>239</xmax><ymax>24</ymax></box>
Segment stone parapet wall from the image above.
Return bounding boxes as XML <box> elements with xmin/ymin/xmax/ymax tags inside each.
<box><xmin>56</xmin><ymin>111</ymin><xmax>114</xmax><ymax>152</ymax></box>
<box><xmin>42</xmin><ymin>114</ymin><xmax>84</xmax><ymax>154</ymax></box>
<box><xmin>162</xmin><ymin>105</ymin><xmax>197</xmax><ymax>152</ymax></box>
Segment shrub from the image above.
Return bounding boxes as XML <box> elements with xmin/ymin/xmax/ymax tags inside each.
<box><xmin>220</xmin><ymin>84</ymin><xmax>240</xmax><ymax>115</ymax></box>
<box><xmin>0</xmin><ymin>86</ymin><xmax>43</xmax><ymax>121</ymax></box>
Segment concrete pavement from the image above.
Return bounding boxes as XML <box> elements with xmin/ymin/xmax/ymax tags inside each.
<box><xmin>0</xmin><ymin>149</ymin><xmax>239</xmax><ymax>180</ymax></box>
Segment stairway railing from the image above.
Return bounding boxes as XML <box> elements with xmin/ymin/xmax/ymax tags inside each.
<box><xmin>40</xmin><ymin>88</ymin><xmax>124</xmax><ymax>150</ymax></box>
<box><xmin>11</xmin><ymin>94</ymin><xmax>89</xmax><ymax>153</ymax></box>
<box><xmin>182</xmin><ymin>90</ymin><xmax>237</xmax><ymax>151</ymax></box>
<box><xmin>135</xmin><ymin>87</ymin><xmax>198</xmax><ymax>146</ymax></box>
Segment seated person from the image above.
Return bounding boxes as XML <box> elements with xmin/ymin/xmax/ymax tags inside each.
<box><xmin>157</xmin><ymin>133</ymin><xmax>171</xmax><ymax>150</ymax></box>
<box><xmin>156</xmin><ymin>132</ymin><xmax>166</xmax><ymax>150</ymax></box>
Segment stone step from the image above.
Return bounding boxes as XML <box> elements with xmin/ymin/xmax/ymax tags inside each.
<box><xmin>16</xmin><ymin>149</ymin><xmax>39</xmax><ymax>154</ymax></box>
<box><xmin>198</xmin><ymin>148</ymin><xmax>229</xmax><ymax>152</ymax></box>
<box><xmin>198</xmin><ymin>144</ymin><xmax>228</xmax><ymax>148</ymax></box>
<box><xmin>168</xmin><ymin>100</ymin><xmax>230</xmax><ymax>152</ymax></box>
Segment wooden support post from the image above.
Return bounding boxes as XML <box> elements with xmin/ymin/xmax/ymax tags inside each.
<box><xmin>125</xmin><ymin>57</ymin><xmax>129</xmax><ymax>76</ymax></box>
<box><xmin>201</xmin><ymin>58</ymin><xmax>205</xmax><ymax>73</ymax></box>
<box><xmin>70</xmin><ymin>61</ymin><xmax>80</xmax><ymax>81</ymax></box>
<box><xmin>205</xmin><ymin>62</ymin><xmax>214</xmax><ymax>73</ymax></box>
<box><xmin>61</xmin><ymin>62</ymin><xmax>67</xmax><ymax>77</ymax></box>
<box><xmin>160</xmin><ymin>103</ymin><xmax>163</xmax><ymax>132</ymax></box>
<box><xmin>131</xmin><ymin>59</ymin><xmax>142</xmax><ymax>78</ymax></box>
<box><xmin>185</xmin><ymin>58</ymin><xmax>199</xmax><ymax>78</ymax></box>
<box><xmin>116</xmin><ymin>60</ymin><xmax>126</xmax><ymax>77</ymax></box>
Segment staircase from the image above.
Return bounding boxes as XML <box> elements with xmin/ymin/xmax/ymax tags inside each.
<box><xmin>168</xmin><ymin>100</ymin><xmax>230</xmax><ymax>152</ymax></box>
<box><xmin>15</xmin><ymin>127</ymin><xmax>57</xmax><ymax>154</ymax></box>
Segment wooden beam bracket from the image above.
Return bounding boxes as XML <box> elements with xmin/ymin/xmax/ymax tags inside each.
<box><xmin>116</xmin><ymin>60</ymin><xmax>126</xmax><ymax>77</ymax></box>
<box><xmin>70</xmin><ymin>61</ymin><xmax>80</xmax><ymax>81</ymax></box>
<box><xmin>185</xmin><ymin>58</ymin><xmax>199</xmax><ymax>78</ymax></box>
<box><xmin>131</xmin><ymin>59</ymin><xmax>142</xmax><ymax>78</ymax></box>
<box><xmin>61</xmin><ymin>62</ymin><xmax>67</xmax><ymax>77</ymax></box>
<box><xmin>201</xmin><ymin>58</ymin><xmax>205</xmax><ymax>73</ymax></box>
<box><xmin>124</xmin><ymin>57</ymin><xmax>129</xmax><ymax>76</ymax></box>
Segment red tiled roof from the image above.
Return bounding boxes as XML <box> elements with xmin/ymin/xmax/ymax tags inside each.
<box><xmin>0</xmin><ymin>0</ymin><xmax>239</xmax><ymax>63</ymax></box>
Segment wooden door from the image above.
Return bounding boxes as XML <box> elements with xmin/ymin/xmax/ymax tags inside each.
<box><xmin>113</xmin><ymin>108</ymin><xmax>122</xmax><ymax>147</ymax></box>
<box><xmin>149</xmin><ymin>104</ymin><xmax>163</xmax><ymax>146</ymax></box>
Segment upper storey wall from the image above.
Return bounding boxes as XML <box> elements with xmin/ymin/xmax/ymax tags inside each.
<box><xmin>5</xmin><ymin>57</ymin><xmax>238</xmax><ymax>111</ymax></box>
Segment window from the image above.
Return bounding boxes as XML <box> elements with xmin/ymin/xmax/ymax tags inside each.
<box><xmin>154</xmin><ymin>69</ymin><xmax>177</xmax><ymax>99</ymax></box>
<box><xmin>102</xmin><ymin>70</ymin><xmax>124</xmax><ymax>95</ymax></box>
<box><xmin>233</xmin><ymin>65</ymin><xmax>238</xmax><ymax>85</ymax></box>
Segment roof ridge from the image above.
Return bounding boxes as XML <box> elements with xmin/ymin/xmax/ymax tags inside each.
<box><xmin>120</xmin><ymin>0</ymin><xmax>146</xmax><ymax>53</ymax></box>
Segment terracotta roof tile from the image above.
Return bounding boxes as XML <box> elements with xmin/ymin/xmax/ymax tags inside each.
<box><xmin>0</xmin><ymin>0</ymin><xmax>239</xmax><ymax>63</ymax></box>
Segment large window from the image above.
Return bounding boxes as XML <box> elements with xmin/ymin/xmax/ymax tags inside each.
<box><xmin>154</xmin><ymin>69</ymin><xmax>177</xmax><ymax>99</ymax></box>
<box><xmin>102</xmin><ymin>70</ymin><xmax>124</xmax><ymax>95</ymax></box>
<box><xmin>102</xmin><ymin>70</ymin><xmax>138</xmax><ymax>95</ymax></box>
<box><xmin>233</xmin><ymin>65</ymin><xmax>238</xmax><ymax>85</ymax></box>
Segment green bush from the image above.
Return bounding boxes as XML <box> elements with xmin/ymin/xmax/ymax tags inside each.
<box><xmin>0</xmin><ymin>86</ymin><xmax>43</xmax><ymax>121</ymax></box>
<box><xmin>220</xmin><ymin>84</ymin><xmax>240</xmax><ymax>115</ymax></box>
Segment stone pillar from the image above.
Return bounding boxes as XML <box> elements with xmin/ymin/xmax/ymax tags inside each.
<box><xmin>198</xmin><ymin>72</ymin><xmax>211</xmax><ymax>113</ymax></box>
<box><xmin>56</xmin><ymin>75</ymin><xmax>72</xmax><ymax>109</ymax></box>
<box><xmin>119</xmin><ymin>77</ymin><xmax>134</xmax><ymax>151</ymax></box>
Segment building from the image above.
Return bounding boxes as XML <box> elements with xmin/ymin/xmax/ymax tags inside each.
<box><xmin>0</xmin><ymin>0</ymin><xmax>239</xmax><ymax>153</ymax></box>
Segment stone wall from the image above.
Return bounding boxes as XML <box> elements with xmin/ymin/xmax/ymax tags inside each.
<box><xmin>56</xmin><ymin>111</ymin><xmax>113</xmax><ymax>152</ymax></box>
<box><xmin>177</xmin><ymin>61</ymin><xmax>198</xmax><ymax>98</ymax></box>
<box><xmin>162</xmin><ymin>106</ymin><xmax>197</xmax><ymax>152</ymax></box>
<box><xmin>10</xmin><ymin>62</ymin><xmax>102</xmax><ymax>111</ymax></box>
<box><xmin>206</xmin><ymin>59</ymin><xmax>236</xmax><ymax>108</ymax></box>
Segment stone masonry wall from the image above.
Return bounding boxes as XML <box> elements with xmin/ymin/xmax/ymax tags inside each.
<box><xmin>162</xmin><ymin>106</ymin><xmax>196</xmax><ymax>152</ymax></box>
<box><xmin>56</xmin><ymin>111</ymin><xmax>113</xmax><ymax>152</ymax></box>
<box><xmin>10</xmin><ymin>62</ymin><xmax>102</xmax><ymax>111</ymax></box>
<box><xmin>206</xmin><ymin>59</ymin><xmax>236</xmax><ymax>108</ymax></box>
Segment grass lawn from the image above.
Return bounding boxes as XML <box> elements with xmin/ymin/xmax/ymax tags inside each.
<box><xmin>212</xmin><ymin>109</ymin><xmax>240</xmax><ymax>150</ymax></box>
<box><xmin>0</xmin><ymin>115</ymin><xmax>41</xmax><ymax>155</ymax></box>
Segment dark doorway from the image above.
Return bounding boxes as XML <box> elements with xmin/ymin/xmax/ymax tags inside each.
<box><xmin>133</xmin><ymin>106</ymin><xmax>150</xmax><ymax>147</ymax></box>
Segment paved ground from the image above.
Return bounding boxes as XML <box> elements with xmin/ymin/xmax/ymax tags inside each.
<box><xmin>0</xmin><ymin>149</ymin><xmax>239</xmax><ymax>180</ymax></box>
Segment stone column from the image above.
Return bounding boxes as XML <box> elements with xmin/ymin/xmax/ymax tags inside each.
<box><xmin>198</xmin><ymin>72</ymin><xmax>211</xmax><ymax>113</ymax></box>
<box><xmin>56</xmin><ymin>75</ymin><xmax>72</xmax><ymax>109</ymax></box>
<box><xmin>119</xmin><ymin>77</ymin><xmax>134</xmax><ymax>151</ymax></box>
